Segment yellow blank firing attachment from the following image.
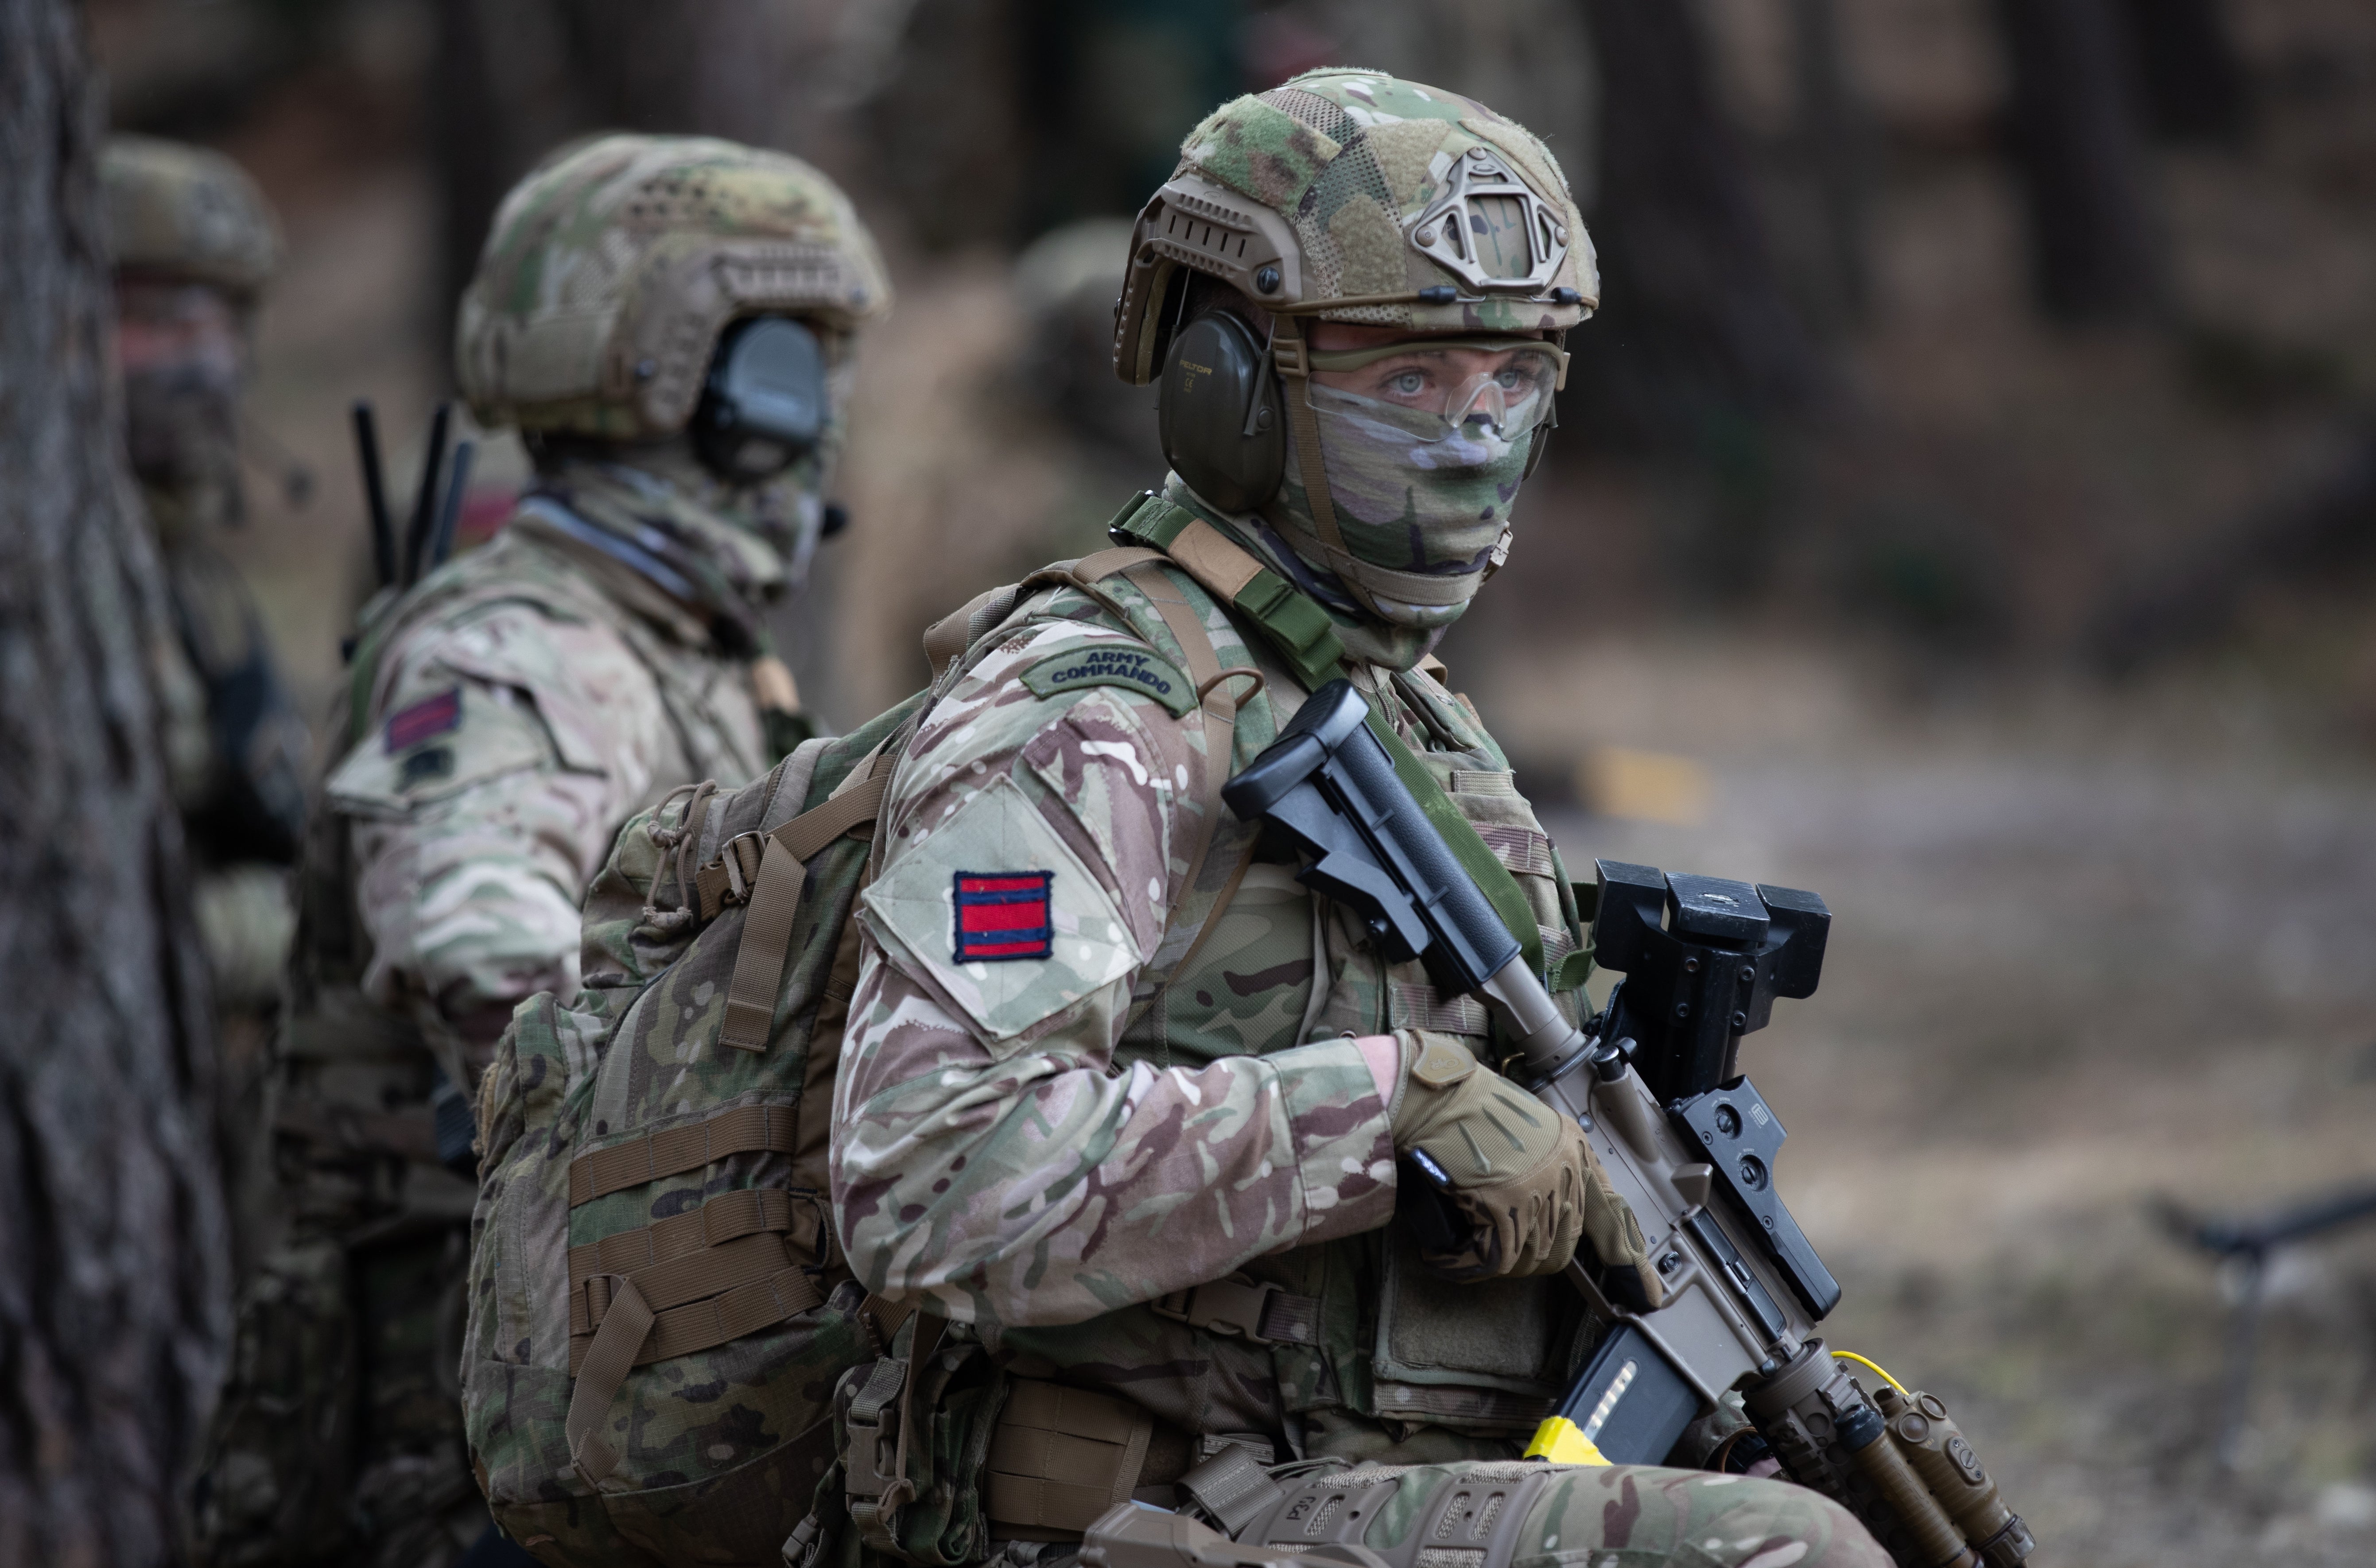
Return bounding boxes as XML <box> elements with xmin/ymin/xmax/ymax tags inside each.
<box><xmin>1829</xmin><ymin>1349</ymin><xmax>1908</xmax><ymax>1395</ymax></box>
<box><xmin>1523</xmin><ymin>1417</ymin><xmax>1612</xmax><ymax>1467</ymax></box>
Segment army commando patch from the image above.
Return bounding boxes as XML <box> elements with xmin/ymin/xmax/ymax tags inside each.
<box><xmin>952</xmin><ymin>871</ymin><xmax>1055</xmax><ymax>962</ymax></box>
<box><xmin>1019</xmin><ymin>643</ymin><xmax>1195</xmax><ymax>716</ymax></box>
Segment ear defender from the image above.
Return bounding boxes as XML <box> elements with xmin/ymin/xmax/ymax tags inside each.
<box><xmin>695</xmin><ymin>315</ymin><xmax>827</xmax><ymax>481</ymax></box>
<box><xmin>1157</xmin><ymin>310</ymin><xmax>1285</xmax><ymax>514</ymax></box>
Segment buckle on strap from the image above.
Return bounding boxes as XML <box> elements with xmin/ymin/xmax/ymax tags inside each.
<box><xmin>840</xmin><ymin>1358</ymin><xmax>908</xmax><ymax>1502</ymax></box>
<box><xmin>1148</xmin><ymin>1275</ymin><xmax>1317</xmax><ymax>1346</ymax></box>
<box><xmin>696</xmin><ymin>830</ymin><xmax>769</xmax><ymax>919</ymax></box>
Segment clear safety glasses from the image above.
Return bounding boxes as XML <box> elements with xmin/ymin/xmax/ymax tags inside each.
<box><xmin>1302</xmin><ymin>338</ymin><xmax>1567</xmax><ymax>444</ymax></box>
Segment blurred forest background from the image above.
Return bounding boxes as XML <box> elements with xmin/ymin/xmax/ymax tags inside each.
<box><xmin>48</xmin><ymin>0</ymin><xmax>2376</xmax><ymax>1563</ymax></box>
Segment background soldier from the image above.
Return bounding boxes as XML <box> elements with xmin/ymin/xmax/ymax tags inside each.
<box><xmin>103</xmin><ymin>136</ymin><xmax>313</xmax><ymax>1280</ymax></box>
<box><xmin>830</xmin><ymin>71</ymin><xmax>1887</xmax><ymax>1567</ymax></box>
<box><xmin>188</xmin><ymin>134</ymin><xmax>890</xmax><ymax>1568</ymax></box>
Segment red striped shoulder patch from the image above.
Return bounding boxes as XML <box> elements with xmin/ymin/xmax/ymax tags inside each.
<box><xmin>953</xmin><ymin>871</ymin><xmax>1054</xmax><ymax>963</ymax></box>
<box><xmin>385</xmin><ymin>687</ymin><xmax>462</xmax><ymax>753</ymax></box>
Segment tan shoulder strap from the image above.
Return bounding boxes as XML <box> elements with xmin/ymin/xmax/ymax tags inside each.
<box><xmin>1269</xmin><ymin>318</ymin><xmax>1374</xmax><ymax>618</ymax></box>
<box><xmin>922</xmin><ymin>584</ymin><xmax>1010</xmax><ymax>678</ymax></box>
<box><xmin>1073</xmin><ymin>544</ymin><xmax>1165</xmax><ymax>582</ymax></box>
<box><xmin>1116</xmin><ymin>561</ymin><xmax>1254</xmax><ymax>917</ymax></box>
<box><xmin>1158</xmin><ymin>517</ymin><xmax>1268</xmax><ymax>602</ymax></box>
<box><xmin>717</xmin><ymin>757</ymin><xmax>896</xmax><ymax>1052</ymax></box>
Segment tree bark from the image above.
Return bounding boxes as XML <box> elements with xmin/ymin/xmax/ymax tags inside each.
<box><xmin>1788</xmin><ymin>0</ymin><xmax>1874</xmax><ymax>323</ymax></box>
<box><xmin>1570</xmin><ymin>0</ymin><xmax>1828</xmax><ymax>449</ymax></box>
<box><xmin>0</xmin><ymin>3</ymin><xmax>230</xmax><ymax>1564</ymax></box>
<box><xmin>1991</xmin><ymin>0</ymin><xmax>2169</xmax><ymax>323</ymax></box>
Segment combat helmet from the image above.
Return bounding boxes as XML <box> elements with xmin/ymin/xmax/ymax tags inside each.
<box><xmin>456</xmin><ymin>134</ymin><xmax>892</xmax><ymax>443</ymax></box>
<box><xmin>1112</xmin><ymin>70</ymin><xmax>1593</xmax><ymax>617</ymax></box>
<box><xmin>101</xmin><ymin>135</ymin><xmax>281</xmax><ymax>297</ymax></box>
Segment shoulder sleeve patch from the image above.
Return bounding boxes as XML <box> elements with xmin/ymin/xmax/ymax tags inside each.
<box><xmin>952</xmin><ymin>871</ymin><xmax>1055</xmax><ymax>962</ymax></box>
<box><xmin>859</xmin><ymin>772</ymin><xmax>1141</xmax><ymax>1045</ymax></box>
<box><xmin>1020</xmin><ymin>643</ymin><xmax>1196</xmax><ymax>717</ymax></box>
<box><xmin>385</xmin><ymin>687</ymin><xmax>462</xmax><ymax>751</ymax></box>
<box><xmin>326</xmin><ymin>681</ymin><xmax>552</xmax><ymax>818</ymax></box>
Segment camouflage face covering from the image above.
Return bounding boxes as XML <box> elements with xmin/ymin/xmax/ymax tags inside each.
<box><xmin>1287</xmin><ymin>381</ymin><xmax>1532</xmax><ymax>629</ymax></box>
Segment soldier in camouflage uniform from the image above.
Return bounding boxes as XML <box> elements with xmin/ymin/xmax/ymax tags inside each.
<box><xmin>831</xmin><ymin>71</ymin><xmax>1888</xmax><ymax>1568</ymax></box>
<box><xmin>188</xmin><ymin>135</ymin><xmax>891</xmax><ymax>1568</ymax></box>
<box><xmin>104</xmin><ymin>137</ymin><xmax>313</xmax><ymax>1281</ymax></box>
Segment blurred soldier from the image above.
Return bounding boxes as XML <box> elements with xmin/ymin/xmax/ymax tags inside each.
<box><xmin>103</xmin><ymin>136</ymin><xmax>312</xmax><ymax>1280</ymax></box>
<box><xmin>187</xmin><ymin>134</ymin><xmax>890</xmax><ymax>1568</ymax></box>
<box><xmin>830</xmin><ymin>71</ymin><xmax>1887</xmax><ymax>1567</ymax></box>
<box><xmin>1012</xmin><ymin>216</ymin><xmax>1161</xmax><ymax>463</ymax></box>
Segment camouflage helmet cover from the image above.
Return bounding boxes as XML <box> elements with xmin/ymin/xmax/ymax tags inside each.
<box><xmin>1115</xmin><ymin>68</ymin><xmax>1597</xmax><ymax>384</ymax></box>
<box><xmin>457</xmin><ymin>133</ymin><xmax>892</xmax><ymax>440</ymax></box>
<box><xmin>102</xmin><ymin>135</ymin><xmax>280</xmax><ymax>296</ymax></box>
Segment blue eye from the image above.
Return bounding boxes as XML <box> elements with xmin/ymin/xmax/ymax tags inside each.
<box><xmin>1391</xmin><ymin>371</ymin><xmax>1426</xmax><ymax>395</ymax></box>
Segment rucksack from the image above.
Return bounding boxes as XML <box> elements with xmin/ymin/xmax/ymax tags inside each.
<box><xmin>460</xmin><ymin>498</ymin><xmax>1551</xmax><ymax>1568</ymax></box>
<box><xmin>460</xmin><ymin>541</ymin><xmax>1254</xmax><ymax>1568</ymax></box>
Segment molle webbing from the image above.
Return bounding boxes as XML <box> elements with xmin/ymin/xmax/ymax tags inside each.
<box><xmin>563</xmin><ymin>1101</ymin><xmax>829</xmax><ymax>1484</ymax></box>
<box><xmin>567</xmin><ymin>1187</ymin><xmax>820</xmax><ymax>1293</ymax></box>
<box><xmin>570</xmin><ymin>1236</ymin><xmax>823</xmax><ymax>1373</ymax></box>
<box><xmin>565</xmin><ymin>1259</ymin><xmax>827</xmax><ymax>1483</ymax></box>
<box><xmin>1361</xmin><ymin>704</ymin><xmax>1544</xmax><ymax>984</ymax></box>
<box><xmin>985</xmin><ymin>1380</ymin><xmax>1156</xmax><ymax>1536</ymax></box>
<box><xmin>567</xmin><ymin>1102</ymin><xmax>797</xmax><ymax>1204</ymax></box>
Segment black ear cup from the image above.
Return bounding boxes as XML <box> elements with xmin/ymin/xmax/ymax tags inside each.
<box><xmin>695</xmin><ymin>315</ymin><xmax>827</xmax><ymax>480</ymax></box>
<box><xmin>1157</xmin><ymin>311</ymin><xmax>1285</xmax><ymax>514</ymax></box>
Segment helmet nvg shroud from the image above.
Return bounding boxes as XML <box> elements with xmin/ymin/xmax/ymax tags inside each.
<box><xmin>1114</xmin><ymin>70</ymin><xmax>1595</xmax><ymax>615</ymax></box>
<box><xmin>457</xmin><ymin>134</ymin><xmax>891</xmax><ymax>446</ymax></box>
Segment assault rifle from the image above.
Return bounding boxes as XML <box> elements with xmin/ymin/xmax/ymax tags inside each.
<box><xmin>1221</xmin><ymin>681</ymin><xmax>2035</xmax><ymax>1568</ymax></box>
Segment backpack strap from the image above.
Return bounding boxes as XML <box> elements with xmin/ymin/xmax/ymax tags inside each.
<box><xmin>1108</xmin><ymin>491</ymin><xmax>1345</xmax><ymax>690</ymax></box>
<box><xmin>1078</xmin><ymin>553</ymin><xmax>1263</xmax><ymax>923</ymax></box>
<box><xmin>715</xmin><ymin>757</ymin><xmax>897</xmax><ymax>1051</ymax></box>
<box><xmin>562</xmin><ymin>1103</ymin><xmax>833</xmax><ymax>1484</ymax></box>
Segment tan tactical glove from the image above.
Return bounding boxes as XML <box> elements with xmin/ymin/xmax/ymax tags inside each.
<box><xmin>1388</xmin><ymin>1031</ymin><xmax>1665</xmax><ymax>1305</ymax></box>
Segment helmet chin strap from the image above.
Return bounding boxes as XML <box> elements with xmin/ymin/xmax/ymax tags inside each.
<box><xmin>1268</xmin><ymin>315</ymin><xmax>1499</xmax><ymax>623</ymax></box>
<box><xmin>1270</xmin><ymin>315</ymin><xmax>1390</xmax><ymax>621</ymax></box>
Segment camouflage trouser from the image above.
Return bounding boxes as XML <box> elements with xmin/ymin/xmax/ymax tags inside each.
<box><xmin>189</xmin><ymin>1023</ymin><xmax>492</xmax><ymax>1568</ymax></box>
<box><xmin>189</xmin><ymin>1221</ymin><xmax>491</xmax><ymax>1568</ymax></box>
<box><xmin>983</xmin><ymin>1460</ymin><xmax>1882</xmax><ymax>1568</ymax></box>
<box><xmin>1511</xmin><ymin>1463</ymin><xmax>1888</xmax><ymax>1568</ymax></box>
<box><xmin>1194</xmin><ymin>1462</ymin><xmax>1883</xmax><ymax>1568</ymax></box>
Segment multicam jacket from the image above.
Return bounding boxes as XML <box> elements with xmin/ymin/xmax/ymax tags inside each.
<box><xmin>282</xmin><ymin>482</ymin><xmax>776</xmax><ymax>1224</ymax></box>
<box><xmin>834</xmin><ymin>488</ymin><xmax>1596</xmax><ymax>1463</ymax></box>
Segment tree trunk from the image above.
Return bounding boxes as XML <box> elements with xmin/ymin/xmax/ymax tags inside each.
<box><xmin>1570</xmin><ymin>0</ymin><xmax>1828</xmax><ymax>450</ymax></box>
<box><xmin>1991</xmin><ymin>0</ymin><xmax>2168</xmax><ymax>323</ymax></box>
<box><xmin>0</xmin><ymin>3</ymin><xmax>230</xmax><ymax>1564</ymax></box>
<box><xmin>1788</xmin><ymin>0</ymin><xmax>1874</xmax><ymax>323</ymax></box>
